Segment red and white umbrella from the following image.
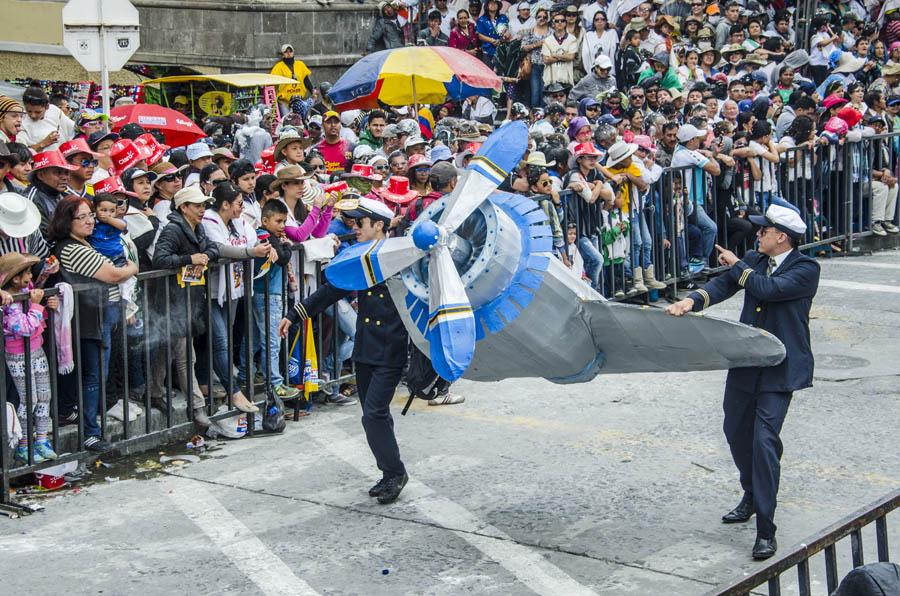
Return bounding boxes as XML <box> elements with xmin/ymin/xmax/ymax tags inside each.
<box><xmin>109</xmin><ymin>104</ymin><xmax>204</xmax><ymax>148</ymax></box>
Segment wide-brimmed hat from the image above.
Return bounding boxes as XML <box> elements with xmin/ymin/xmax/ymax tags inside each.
<box><xmin>300</xmin><ymin>180</ymin><xmax>324</xmax><ymax>206</ymax></box>
<box><xmin>149</xmin><ymin>161</ymin><xmax>187</xmax><ymax>188</ymax></box>
<box><xmin>404</xmin><ymin>136</ymin><xmax>428</xmax><ymax>151</ymax></box>
<box><xmin>633</xmin><ymin>134</ymin><xmax>656</xmax><ymax>153</ymax></box>
<box><xmin>605</xmin><ymin>141</ymin><xmax>638</xmax><ymax>168</ymax></box>
<box><xmin>832</xmin><ymin>52</ymin><xmax>866</xmax><ymax>74</ymax></box>
<box><xmin>211</xmin><ymin>147</ymin><xmax>236</xmax><ymax>163</ymax></box>
<box><xmin>525</xmin><ymin>151</ymin><xmax>555</xmax><ymax>167</ymax></box>
<box><xmin>655</xmin><ymin>15</ymin><xmax>677</xmax><ymax>32</ymax></box>
<box><xmin>341</xmin><ymin>163</ymin><xmax>383</xmax><ymax>182</ymax></box>
<box><xmin>59</xmin><ymin>138</ymin><xmax>101</xmax><ymax>161</ymax></box>
<box><xmin>185</xmin><ymin>142</ymin><xmax>214</xmax><ymax>162</ymax></box>
<box><xmin>626</xmin><ymin>17</ymin><xmax>648</xmax><ymax>32</ymax></box>
<box><xmin>0</xmin><ymin>252</ymin><xmax>40</xmax><ymax>289</ymax></box>
<box><xmin>573</xmin><ymin>142</ymin><xmax>602</xmax><ymax>158</ymax></box>
<box><xmin>740</xmin><ymin>54</ymin><xmax>769</xmax><ymax>67</ymax></box>
<box><xmin>32</xmin><ymin>150</ymin><xmax>79</xmax><ymax>173</ymax></box>
<box><xmin>721</xmin><ymin>44</ymin><xmax>747</xmax><ymax>58</ymax></box>
<box><xmin>0</xmin><ymin>191</ymin><xmax>41</xmax><ymax>238</ymax></box>
<box><xmin>696</xmin><ymin>43</ymin><xmax>721</xmax><ymax>64</ymax></box>
<box><xmin>174</xmin><ymin>186</ymin><xmax>210</xmax><ymax>208</ymax></box>
<box><xmin>375</xmin><ymin>176</ymin><xmax>418</xmax><ymax>205</ymax></box>
<box><xmin>883</xmin><ymin>62</ymin><xmax>900</xmax><ymax>76</ymax></box>
<box><xmin>270</xmin><ymin>164</ymin><xmax>312</xmax><ymax>191</ymax></box>
<box><xmin>93</xmin><ymin>175</ymin><xmax>137</xmax><ymax>198</ymax></box>
<box><xmin>273</xmin><ymin>129</ymin><xmax>312</xmax><ymax>161</ymax></box>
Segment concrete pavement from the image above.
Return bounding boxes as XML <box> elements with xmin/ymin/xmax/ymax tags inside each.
<box><xmin>1</xmin><ymin>249</ymin><xmax>899</xmax><ymax>595</ymax></box>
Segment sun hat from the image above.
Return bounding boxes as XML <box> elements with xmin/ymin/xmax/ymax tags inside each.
<box><xmin>211</xmin><ymin>147</ymin><xmax>236</xmax><ymax>163</ymax></box>
<box><xmin>605</xmin><ymin>141</ymin><xmax>638</xmax><ymax>167</ymax></box>
<box><xmin>407</xmin><ymin>153</ymin><xmax>432</xmax><ymax>170</ymax></box>
<box><xmin>633</xmin><ymin>134</ymin><xmax>656</xmax><ymax>152</ymax></box>
<box><xmin>353</xmin><ymin>144</ymin><xmax>376</xmax><ymax>162</ymax></box>
<box><xmin>93</xmin><ymin>175</ymin><xmax>137</xmax><ymax>198</ymax></box>
<box><xmin>368</xmin><ymin>153</ymin><xmax>389</xmax><ymax>167</ymax></box>
<box><xmin>0</xmin><ymin>192</ymin><xmax>41</xmax><ymax>238</ymax></box>
<box><xmin>0</xmin><ymin>253</ymin><xmax>40</xmax><ymax>289</ymax></box>
<box><xmin>573</xmin><ymin>142</ymin><xmax>602</xmax><ymax>158</ymax></box>
<box><xmin>697</xmin><ymin>43</ymin><xmax>721</xmax><ymax>64</ymax></box>
<box><xmin>31</xmin><ymin>150</ymin><xmax>79</xmax><ymax>173</ymax></box>
<box><xmin>59</xmin><ymin>138</ymin><xmax>101</xmax><ymax>161</ymax></box>
<box><xmin>428</xmin><ymin>144</ymin><xmax>452</xmax><ymax>163</ymax></box>
<box><xmin>270</xmin><ymin>165</ymin><xmax>312</xmax><ymax>191</ymax></box>
<box><xmin>341</xmin><ymin>163</ymin><xmax>384</xmax><ymax>182</ymax></box>
<box><xmin>832</xmin><ymin>52</ymin><xmax>866</xmax><ymax>75</ymax></box>
<box><xmin>174</xmin><ymin>186</ymin><xmax>210</xmax><ymax>208</ymax></box>
<box><xmin>375</xmin><ymin>176</ymin><xmax>418</xmax><ymax>205</ymax></box>
<box><xmin>882</xmin><ymin>63</ymin><xmax>900</xmax><ymax>76</ymax></box>
<box><xmin>721</xmin><ymin>44</ymin><xmax>747</xmax><ymax>57</ymax></box>
<box><xmin>273</xmin><ymin>129</ymin><xmax>312</xmax><ymax>161</ymax></box>
<box><xmin>185</xmin><ymin>142</ymin><xmax>214</xmax><ymax>162</ymax></box>
<box><xmin>341</xmin><ymin>197</ymin><xmax>394</xmax><ymax>223</ymax></box>
<box><xmin>525</xmin><ymin>151</ymin><xmax>556</xmax><ymax>167</ymax></box>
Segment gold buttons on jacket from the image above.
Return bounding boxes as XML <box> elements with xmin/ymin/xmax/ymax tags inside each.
<box><xmin>376</xmin><ymin>320</ymin><xmax>381</xmax><ymax>326</ymax></box>
<box><xmin>756</xmin><ymin>307</ymin><xmax>761</xmax><ymax>312</ymax></box>
<box><xmin>367</xmin><ymin>291</ymin><xmax>372</xmax><ymax>296</ymax></box>
<box><xmin>365</xmin><ymin>317</ymin><xmax>370</xmax><ymax>323</ymax></box>
<box><xmin>379</xmin><ymin>293</ymin><xmax>384</xmax><ymax>298</ymax></box>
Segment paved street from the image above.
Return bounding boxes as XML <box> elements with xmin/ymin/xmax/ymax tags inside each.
<box><xmin>1</xmin><ymin>249</ymin><xmax>899</xmax><ymax>595</ymax></box>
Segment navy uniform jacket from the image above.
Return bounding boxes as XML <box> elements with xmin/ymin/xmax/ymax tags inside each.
<box><xmin>288</xmin><ymin>281</ymin><xmax>409</xmax><ymax>368</ymax></box>
<box><xmin>688</xmin><ymin>249</ymin><xmax>820</xmax><ymax>393</ymax></box>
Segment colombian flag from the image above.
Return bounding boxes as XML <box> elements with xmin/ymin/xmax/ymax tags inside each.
<box><xmin>418</xmin><ymin>107</ymin><xmax>434</xmax><ymax>140</ymax></box>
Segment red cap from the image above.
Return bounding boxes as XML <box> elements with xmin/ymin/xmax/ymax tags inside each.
<box><xmin>323</xmin><ymin>181</ymin><xmax>349</xmax><ymax>194</ymax></box>
<box><xmin>58</xmin><ymin>138</ymin><xmax>101</xmax><ymax>160</ymax></box>
<box><xmin>92</xmin><ymin>175</ymin><xmax>137</xmax><ymax>197</ymax></box>
<box><xmin>133</xmin><ymin>133</ymin><xmax>169</xmax><ymax>166</ymax></box>
<box><xmin>31</xmin><ymin>150</ymin><xmax>79</xmax><ymax>172</ymax></box>
<box><xmin>109</xmin><ymin>139</ymin><xmax>143</xmax><ymax>173</ymax></box>
<box><xmin>573</xmin><ymin>142</ymin><xmax>602</xmax><ymax>158</ymax></box>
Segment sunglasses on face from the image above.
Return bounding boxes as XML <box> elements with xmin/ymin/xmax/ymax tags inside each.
<box><xmin>585</xmin><ymin>105</ymin><xmax>599</xmax><ymax>111</ymax></box>
<box><xmin>313</xmin><ymin>164</ymin><xmax>326</xmax><ymax>170</ymax></box>
<box><xmin>374</xmin><ymin>164</ymin><xmax>390</xmax><ymax>171</ymax></box>
<box><xmin>630</xmin><ymin>94</ymin><xmax>644</xmax><ymax>99</ymax></box>
<box><xmin>160</xmin><ymin>174</ymin><xmax>178</xmax><ymax>183</ymax></box>
<box><xmin>553</xmin><ymin>19</ymin><xmax>565</xmax><ymax>23</ymax></box>
<box><xmin>539</xmin><ymin>179</ymin><xmax>552</xmax><ymax>187</ymax></box>
<box><xmin>73</xmin><ymin>158</ymin><xmax>99</xmax><ymax>168</ymax></box>
<box><xmin>116</xmin><ymin>199</ymin><xmax>128</xmax><ymax>207</ymax></box>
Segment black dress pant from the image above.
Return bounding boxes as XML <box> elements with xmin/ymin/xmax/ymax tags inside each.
<box><xmin>355</xmin><ymin>362</ymin><xmax>405</xmax><ymax>479</ymax></box>
<box><xmin>723</xmin><ymin>383</ymin><xmax>793</xmax><ymax>539</ymax></box>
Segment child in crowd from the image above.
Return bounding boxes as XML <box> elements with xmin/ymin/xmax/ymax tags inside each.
<box><xmin>88</xmin><ymin>194</ymin><xmax>127</xmax><ymax>266</ymax></box>
<box><xmin>565</xmin><ymin>224</ymin><xmax>586</xmax><ymax>281</ymax></box>
<box><xmin>599</xmin><ymin>195</ymin><xmax>629</xmax><ymax>298</ymax></box>
<box><xmin>247</xmin><ymin>200</ymin><xmax>300</xmax><ymax>399</ymax></box>
<box><xmin>0</xmin><ymin>253</ymin><xmax>58</xmax><ymax>463</ymax></box>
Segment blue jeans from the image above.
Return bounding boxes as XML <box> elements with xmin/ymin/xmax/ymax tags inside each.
<box><xmin>694</xmin><ymin>205</ymin><xmax>718</xmax><ymax>262</ymax></box>
<box><xmin>626</xmin><ymin>210</ymin><xmax>653</xmax><ymax>275</ymax></box>
<box><xmin>530</xmin><ymin>63</ymin><xmax>545</xmax><ymax>108</ymax></box>
<box><xmin>577</xmin><ymin>235</ymin><xmax>603</xmax><ymax>289</ymax></box>
<box><xmin>197</xmin><ymin>301</ymin><xmax>240</xmax><ymax>395</ymax></box>
<box><xmin>323</xmin><ymin>299</ymin><xmax>356</xmax><ymax>395</ymax></box>
<box><xmin>81</xmin><ymin>302</ymin><xmax>119</xmax><ymax>439</ymax></box>
<box><xmin>242</xmin><ymin>293</ymin><xmax>284</xmax><ymax>387</ymax></box>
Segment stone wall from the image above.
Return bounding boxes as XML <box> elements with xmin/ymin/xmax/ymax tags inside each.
<box><xmin>132</xmin><ymin>0</ymin><xmax>377</xmax><ymax>82</ymax></box>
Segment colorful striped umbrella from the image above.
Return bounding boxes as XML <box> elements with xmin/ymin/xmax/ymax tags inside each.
<box><xmin>328</xmin><ymin>46</ymin><xmax>501</xmax><ymax>111</ymax></box>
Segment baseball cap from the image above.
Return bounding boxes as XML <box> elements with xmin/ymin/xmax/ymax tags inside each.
<box><xmin>676</xmin><ymin>124</ymin><xmax>706</xmax><ymax>143</ymax></box>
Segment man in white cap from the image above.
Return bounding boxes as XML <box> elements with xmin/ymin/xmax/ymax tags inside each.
<box><xmin>667</xmin><ymin>199</ymin><xmax>820</xmax><ymax>562</ymax></box>
<box><xmin>671</xmin><ymin>123</ymin><xmax>720</xmax><ymax>270</ymax></box>
<box><xmin>509</xmin><ymin>2</ymin><xmax>534</xmax><ymax>37</ymax></box>
<box><xmin>570</xmin><ymin>54</ymin><xmax>616</xmax><ymax>101</ymax></box>
<box><xmin>278</xmin><ymin>197</ymin><xmax>412</xmax><ymax>504</ymax></box>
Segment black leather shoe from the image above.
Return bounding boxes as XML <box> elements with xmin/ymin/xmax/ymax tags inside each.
<box><xmin>368</xmin><ymin>478</ymin><xmax>389</xmax><ymax>497</ymax></box>
<box><xmin>752</xmin><ymin>536</ymin><xmax>777</xmax><ymax>560</ymax></box>
<box><xmin>376</xmin><ymin>473</ymin><xmax>409</xmax><ymax>504</ymax></box>
<box><xmin>722</xmin><ymin>498</ymin><xmax>755</xmax><ymax>524</ymax></box>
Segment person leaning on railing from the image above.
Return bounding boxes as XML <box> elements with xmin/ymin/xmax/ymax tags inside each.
<box><xmin>48</xmin><ymin>195</ymin><xmax>138</xmax><ymax>453</ymax></box>
<box><xmin>150</xmin><ymin>186</ymin><xmax>222</xmax><ymax>427</ymax></box>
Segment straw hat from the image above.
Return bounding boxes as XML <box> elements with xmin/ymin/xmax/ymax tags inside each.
<box><xmin>273</xmin><ymin>129</ymin><xmax>313</xmax><ymax>161</ymax></box>
<box><xmin>525</xmin><ymin>151</ymin><xmax>556</xmax><ymax>167</ymax></box>
<box><xmin>0</xmin><ymin>252</ymin><xmax>39</xmax><ymax>289</ymax></box>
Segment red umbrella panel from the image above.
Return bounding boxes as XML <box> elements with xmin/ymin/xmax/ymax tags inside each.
<box><xmin>109</xmin><ymin>104</ymin><xmax>205</xmax><ymax>148</ymax></box>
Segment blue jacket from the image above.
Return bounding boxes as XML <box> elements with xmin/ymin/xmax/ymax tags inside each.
<box><xmin>688</xmin><ymin>249</ymin><xmax>820</xmax><ymax>393</ymax></box>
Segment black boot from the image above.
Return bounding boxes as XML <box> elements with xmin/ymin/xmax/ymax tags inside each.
<box><xmin>376</xmin><ymin>473</ymin><xmax>409</xmax><ymax>504</ymax></box>
<box><xmin>368</xmin><ymin>478</ymin><xmax>389</xmax><ymax>497</ymax></box>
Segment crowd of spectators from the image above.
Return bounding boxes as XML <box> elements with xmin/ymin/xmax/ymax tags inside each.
<box><xmin>2</xmin><ymin>0</ymin><xmax>900</xmax><ymax>462</ymax></box>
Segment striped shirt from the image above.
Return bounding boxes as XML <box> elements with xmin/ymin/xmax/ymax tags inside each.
<box><xmin>59</xmin><ymin>241</ymin><xmax>120</xmax><ymax>302</ymax></box>
<box><xmin>0</xmin><ymin>232</ymin><xmax>51</xmax><ymax>259</ymax></box>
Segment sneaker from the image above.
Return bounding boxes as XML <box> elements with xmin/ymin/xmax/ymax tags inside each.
<box><xmin>83</xmin><ymin>436</ymin><xmax>112</xmax><ymax>453</ymax></box>
<box><xmin>377</xmin><ymin>473</ymin><xmax>409</xmax><ymax>504</ymax></box>
<box><xmin>688</xmin><ymin>258</ymin><xmax>705</xmax><ymax>274</ymax></box>
<box><xmin>872</xmin><ymin>222</ymin><xmax>887</xmax><ymax>236</ymax></box>
<box><xmin>326</xmin><ymin>393</ymin><xmax>358</xmax><ymax>406</ymax></box>
<box><xmin>614</xmin><ymin>289</ymin><xmax>625</xmax><ymax>298</ymax></box>
<box><xmin>34</xmin><ymin>440</ymin><xmax>58</xmax><ymax>461</ymax></box>
<box><xmin>884</xmin><ymin>221</ymin><xmax>900</xmax><ymax>233</ymax></box>
<box><xmin>60</xmin><ymin>410</ymin><xmax>78</xmax><ymax>426</ymax></box>
<box><xmin>14</xmin><ymin>445</ymin><xmax>46</xmax><ymax>465</ymax></box>
<box><xmin>428</xmin><ymin>393</ymin><xmax>465</xmax><ymax>406</ymax></box>
<box><xmin>274</xmin><ymin>385</ymin><xmax>301</xmax><ymax>399</ymax></box>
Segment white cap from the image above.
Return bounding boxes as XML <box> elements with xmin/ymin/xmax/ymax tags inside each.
<box><xmin>342</xmin><ymin>197</ymin><xmax>394</xmax><ymax>222</ymax></box>
<box><xmin>340</xmin><ymin>109</ymin><xmax>360</xmax><ymax>127</ymax></box>
<box><xmin>593</xmin><ymin>55</ymin><xmax>613</xmax><ymax>70</ymax></box>
<box><xmin>750</xmin><ymin>203</ymin><xmax>807</xmax><ymax>236</ymax></box>
<box><xmin>353</xmin><ymin>144</ymin><xmax>375</xmax><ymax>160</ymax></box>
<box><xmin>174</xmin><ymin>186</ymin><xmax>209</xmax><ymax>208</ymax></box>
<box><xmin>281</xmin><ymin>44</ymin><xmax>294</xmax><ymax>53</ymax></box>
<box><xmin>186</xmin><ymin>142</ymin><xmax>213</xmax><ymax>161</ymax></box>
<box><xmin>517</xmin><ymin>2</ymin><xmax>530</xmax><ymax>9</ymax></box>
<box><xmin>404</xmin><ymin>136</ymin><xmax>428</xmax><ymax>150</ymax></box>
<box><xmin>676</xmin><ymin>124</ymin><xmax>705</xmax><ymax>143</ymax></box>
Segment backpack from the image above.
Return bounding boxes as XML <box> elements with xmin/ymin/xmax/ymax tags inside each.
<box><xmin>401</xmin><ymin>343</ymin><xmax>450</xmax><ymax>415</ymax></box>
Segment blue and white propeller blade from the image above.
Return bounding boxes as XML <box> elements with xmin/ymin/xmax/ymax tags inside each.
<box><xmin>426</xmin><ymin>243</ymin><xmax>475</xmax><ymax>381</ymax></box>
<box><xmin>324</xmin><ymin>236</ymin><xmax>424</xmax><ymax>290</ymax></box>
<box><xmin>322</xmin><ymin>122</ymin><xmax>530</xmax><ymax>380</ymax></box>
<box><xmin>439</xmin><ymin>120</ymin><xmax>530</xmax><ymax>233</ymax></box>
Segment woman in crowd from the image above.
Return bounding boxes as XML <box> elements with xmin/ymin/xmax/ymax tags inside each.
<box><xmin>271</xmin><ymin>165</ymin><xmax>333</xmax><ymax>243</ymax></box>
<box><xmin>521</xmin><ymin>6</ymin><xmax>551</xmax><ymax>108</ymax></box>
<box><xmin>149</xmin><ymin>161</ymin><xmax>184</xmax><ymax>223</ymax></box>
<box><xmin>581</xmin><ymin>11</ymin><xmax>618</xmax><ymax>78</ymax></box>
<box><xmin>49</xmin><ymin>196</ymin><xmax>138</xmax><ymax>452</ymax></box>
<box><xmin>150</xmin><ymin>186</ymin><xmax>220</xmax><ymax>426</ymax></box>
<box><xmin>228</xmin><ymin>159</ymin><xmax>261</xmax><ymax>230</ymax></box>
<box><xmin>199</xmin><ymin>162</ymin><xmax>227</xmax><ymax>196</ymax></box>
<box><xmin>199</xmin><ymin>181</ymin><xmax>271</xmax><ymax>413</ymax></box>
<box><xmin>449</xmin><ymin>9</ymin><xmax>479</xmax><ymax>57</ymax></box>
<box><xmin>407</xmin><ymin>154</ymin><xmax>432</xmax><ymax>197</ymax></box>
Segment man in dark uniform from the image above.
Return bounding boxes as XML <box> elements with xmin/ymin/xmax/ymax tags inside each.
<box><xmin>666</xmin><ymin>200</ymin><xmax>820</xmax><ymax>560</ymax></box>
<box><xmin>278</xmin><ymin>198</ymin><xmax>410</xmax><ymax>504</ymax></box>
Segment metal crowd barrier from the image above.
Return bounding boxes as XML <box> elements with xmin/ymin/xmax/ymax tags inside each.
<box><xmin>707</xmin><ymin>488</ymin><xmax>900</xmax><ymax>596</ymax></box>
<box><xmin>0</xmin><ymin>243</ymin><xmax>353</xmax><ymax>515</ymax></box>
<box><xmin>560</xmin><ymin>132</ymin><xmax>900</xmax><ymax>303</ymax></box>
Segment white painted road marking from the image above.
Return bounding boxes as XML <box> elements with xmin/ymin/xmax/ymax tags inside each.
<box><xmin>819</xmin><ymin>279</ymin><xmax>900</xmax><ymax>294</ymax></box>
<box><xmin>822</xmin><ymin>260</ymin><xmax>900</xmax><ymax>271</ymax></box>
<box><xmin>164</xmin><ymin>476</ymin><xmax>321</xmax><ymax>596</ymax></box>
<box><xmin>307</xmin><ymin>421</ymin><xmax>599</xmax><ymax>596</ymax></box>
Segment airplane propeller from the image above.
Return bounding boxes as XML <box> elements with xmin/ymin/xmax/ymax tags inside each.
<box><xmin>324</xmin><ymin>122</ymin><xmax>530</xmax><ymax>381</ymax></box>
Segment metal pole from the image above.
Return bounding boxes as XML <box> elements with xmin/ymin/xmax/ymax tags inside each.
<box><xmin>98</xmin><ymin>0</ymin><xmax>111</xmax><ymax>123</ymax></box>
